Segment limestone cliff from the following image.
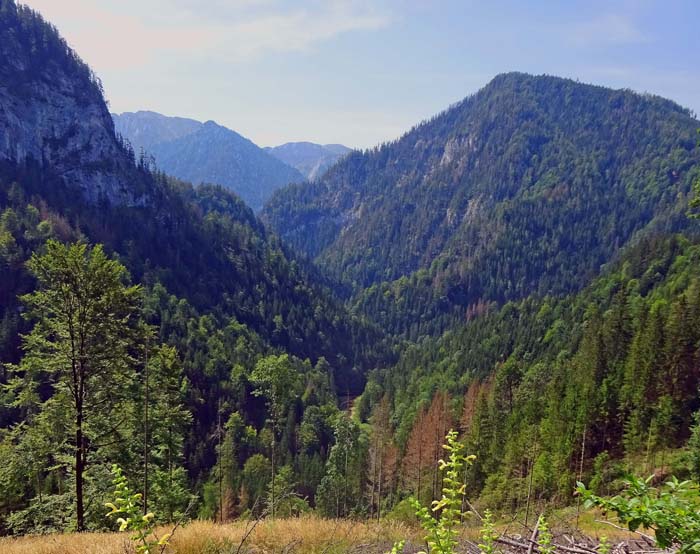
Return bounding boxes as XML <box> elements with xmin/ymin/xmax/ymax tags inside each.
<box><xmin>0</xmin><ymin>0</ymin><xmax>145</xmax><ymax>205</ymax></box>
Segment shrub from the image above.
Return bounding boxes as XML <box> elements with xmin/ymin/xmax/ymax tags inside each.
<box><xmin>578</xmin><ymin>474</ymin><xmax>700</xmax><ymax>554</ymax></box>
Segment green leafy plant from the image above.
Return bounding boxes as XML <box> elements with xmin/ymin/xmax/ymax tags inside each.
<box><xmin>105</xmin><ymin>465</ymin><xmax>171</xmax><ymax>554</ymax></box>
<box><xmin>577</xmin><ymin>475</ymin><xmax>700</xmax><ymax>554</ymax></box>
<box><xmin>478</xmin><ymin>509</ymin><xmax>499</xmax><ymax>554</ymax></box>
<box><xmin>598</xmin><ymin>536</ymin><xmax>610</xmax><ymax>554</ymax></box>
<box><xmin>536</xmin><ymin>515</ymin><xmax>554</xmax><ymax>554</ymax></box>
<box><xmin>387</xmin><ymin>540</ymin><xmax>405</xmax><ymax>554</ymax></box>
<box><xmin>410</xmin><ymin>429</ymin><xmax>475</xmax><ymax>554</ymax></box>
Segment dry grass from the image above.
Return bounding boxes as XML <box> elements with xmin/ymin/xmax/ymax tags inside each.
<box><xmin>0</xmin><ymin>508</ymin><xmax>650</xmax><ymax>554</ymax></box>
<box><xmin>0</xmin><ymin>516</ymin><xmax>419</xmax><ymax>554</ymax></box>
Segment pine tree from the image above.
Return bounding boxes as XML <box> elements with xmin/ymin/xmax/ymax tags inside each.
<box><xmin>145</xmin><ymin>345</ymin><xmax>192</xmax><ymax>521</ymax></box>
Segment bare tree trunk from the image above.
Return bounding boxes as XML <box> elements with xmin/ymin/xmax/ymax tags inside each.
<box><xmin>271</xmin><ymin>433</ymin><xmax>276</xmax><ymax>520</ymax></box>
<box><xmin>524</xmin><ymin>452</ymin><xmax>535</xmax><ymax>527</ymax></box>
<box><xmin>377</xmin><ymin>444</ymin><xmax>383</xmax><ymax>520</ymax></box>
<box><xmin>168</xmin><ymin>424</ymin><xmax>173</xmax><ymax>521</ymax></box>
<box><xmin>218</xmin><ymin>399</ymin><xmax>224</xmax><ymax>523</ymax></box>
<box><xmin>417</xmin><ymin>439</ymin><xmax>423</xmax><ymax>502</ymax></box>
<box><xmin>369</xmin><ymin>438</ymin><xmax>376</xmax><ymax>519</ymax></box>
<box><xmin>76</xmin><ymin>404</ymin><xmax>85</xmax><ymax>531</ymax></box>
<box><xmin>575</xmin><ymin>427</ymin><xmax>586</xmax><ymax>530</ymax></box>
<box><xmin>343</xmin><ymin>443</ymin><xmax>349</xmax><ymax>517</ymax></box>
<box><xmin>143</xmin><ymin>343</ymin><xmax>149</xmax><ymax>514</ymax></box>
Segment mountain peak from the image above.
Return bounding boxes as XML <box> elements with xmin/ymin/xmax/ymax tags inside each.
<box><xmin>476</xmin><ymin>71</ymin><xmax>691</xmax><ymax>115</ymax></box>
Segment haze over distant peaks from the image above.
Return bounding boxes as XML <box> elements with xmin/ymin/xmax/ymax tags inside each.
<box><xmin>113</xmin><ymin>111</ymin><xmax>304</xmax><ymax>211</ymax></box>
<box><xmin>265</xmin><ymin>142</ymin><xmax>352</xmax><ymax>181</ymax></box>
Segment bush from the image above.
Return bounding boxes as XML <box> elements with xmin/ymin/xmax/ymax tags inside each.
<box><xmin>385</xmin><ymin>498</ymin><xmax>419</xmax><ymax>524</ymax></box>
<box><xmin>578</xmin><ymin>474</ymin><xmax>700</xmax><ymax>554</ymax></box>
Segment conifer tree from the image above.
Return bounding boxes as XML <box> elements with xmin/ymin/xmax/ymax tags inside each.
<box><xmin>251</xmin><ymin>354</ymin><xmax>297</xmax><ymax>519</ymax></box>
<box><xmin>10</xmin><ymin>240</ymin><xmax>141</xmax><ymax>531</ymax></box>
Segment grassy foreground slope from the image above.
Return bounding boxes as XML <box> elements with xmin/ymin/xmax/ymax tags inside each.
<box><xmin>0</xmin><ymin>512</ymin><xmax>645</xmax><ymax>554</ymax></box>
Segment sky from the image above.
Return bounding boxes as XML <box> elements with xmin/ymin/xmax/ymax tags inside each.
<box><xmin>22</xmin><ymin>0</ymin><xmax>700</xmax><ymax>149</ymax></box>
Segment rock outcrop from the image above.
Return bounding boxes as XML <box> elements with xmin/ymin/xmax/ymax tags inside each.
<box><xmin>0</xmin><ymin>0</ymin><xmax>145</xmax><ymax>205</ymax></box>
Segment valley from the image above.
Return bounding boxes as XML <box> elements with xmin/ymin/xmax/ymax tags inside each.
<box><xmin>1</xmin><ymin>1</ymin><xmax>700</xmax><ymax>553</ymax></box>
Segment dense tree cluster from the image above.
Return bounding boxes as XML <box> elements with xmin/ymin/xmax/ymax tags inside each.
<box><xmin>360</xmin><ymin>235</ymin><xmax>700</xmax><ymax>509</ymax></box>
<box><xmin>0</xmin><ymin>1</ymin><xmax>393</xmax><ymax>532</ymax></box>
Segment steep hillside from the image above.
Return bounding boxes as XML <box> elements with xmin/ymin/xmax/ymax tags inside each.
<box><xmin>263</xmin><ymin>73</ymin><xmax>700</xmax><ymax>337</ymax></box>
<box><xmin>0</xmin><ymin>3</ymin><xmax>143</xmax><ymax>205</ymax></box>
<box><xmin>360</xmin><ymin>233</ymin><xmax>700</xmax><ymax>507</ymax></box>
<box><xmin>265</xmin><ymin>141</ymin><xmax>351</xmax><ymax>180</ymax></box>
<box><xmin>0</xmin><ymin>0</ymin><xmax>389</xmax><ymax>389</ymax></box>
<box><xmin>113</xmin><ymin>111</ymin><xmax>304</xmax><ymax>211</ymax></box>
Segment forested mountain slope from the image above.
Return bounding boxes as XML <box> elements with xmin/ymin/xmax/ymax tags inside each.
<box><xmin>0</xmin><ymin>0</ymin><xmax>390</xmax><ymax>532</ymax></box>
<box><xmin>113</xmin><ymin>111</ymin><xmax>304</xmax><ymax>211</ymax></box>
<box><xmin>263</xmin><ymin>73</ymin><xmax>700</xmax><ymax>338</ymax></box>
<box><xmin>356</xmin><ymin>232</ymin><xmax>700</xmax><ymax>509</ymax></box>
<box><xmin>0</xmin><ymin>1</ymin><xmax>385</xmax><ymax>385</ymax></box>
<box><xmin>0</xmin><ymin>3</ymin><xmax>141</xmax><ymax>206</ymax></box>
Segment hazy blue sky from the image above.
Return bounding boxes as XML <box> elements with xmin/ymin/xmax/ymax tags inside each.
<box><xmin>24</xmin><ymin>0</ymin><xmax>700</xmax><ymax>148</ymax></box>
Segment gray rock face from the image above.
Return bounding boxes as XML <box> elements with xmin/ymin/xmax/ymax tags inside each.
<box><xmin>265</xmin><ymin>142</ymin><xmax>351</xmax><ymax>181</ymax></box>
<box><xmin>0</xmin><ymin>6</ymin><xmax>141</xmax><ymax>206</ymax></box>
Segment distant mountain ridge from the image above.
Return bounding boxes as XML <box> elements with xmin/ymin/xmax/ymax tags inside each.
<box><xmin>111</xmin><ymin>110</ymin><xmax>201</xmax><ymax>153</ymax></box>
<box><xmin>265</xmin><ymin>141</ymin><xmax>351</xmax><ymax>181</ymax></box>
<box><xmin>113</xmin><ymin>111</ymin><xmax>304</xmax><ymax>211</ymax></box>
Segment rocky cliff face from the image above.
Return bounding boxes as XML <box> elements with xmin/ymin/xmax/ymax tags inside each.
<box><xmin>0</xmin><ymin>0</ymin><xmax>145</xmax><ymax>205</ymax></box>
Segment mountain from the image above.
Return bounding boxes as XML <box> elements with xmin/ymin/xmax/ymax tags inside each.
<box><xmin>4</xmin><ymin>0</ymin><xmax>700</xmax><ymax>537</ymax></box>
<box><xmin>0</xmin><ymin>1</ymin><xmax>391</xmax><ymax>528</ymax></box>
<box><xmin>0</xmin><ymin>0</ymin><xmax>385</xmax><ymax>399</ymax></box>
<box><xmin>265</xmin><ymin>141</ymin><xmax>351</xmax><ymax>181</ymax></box>
<box><xmin>112</xmin><ymin>110</ymin><xmax>201</xmax><ymax>153</ymax></box>
<box><xmin>0</xmin><ymin>5</ymin><xmax>141</xmax><ymax>206</ymax></box>
<box><xmin>113</xmin><ymin>111</ymin><xmax>304</xmax><ymax>211</ymax></box>
<box><xmin>263</xmin><ymin>73</ymin><xmax>700</xmax><ymax>338</ymax></box>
